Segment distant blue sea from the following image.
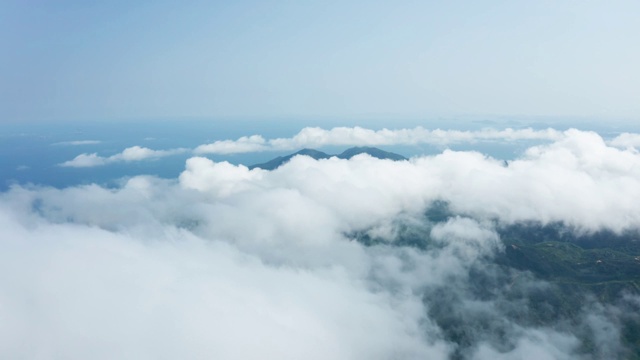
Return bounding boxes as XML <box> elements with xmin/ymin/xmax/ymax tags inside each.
<box><xmin>1</xmin><ymin>117</ymin><xmax>635</xmax><ymax>191</ymax></box>
<box><xmin>0</xmin><ymin>118</ymin><xmax>297</xmax><ymax>190</ymax></box>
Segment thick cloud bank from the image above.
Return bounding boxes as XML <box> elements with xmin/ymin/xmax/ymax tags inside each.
<box><xmin>189</xmin><ymin>129</ymin><xmax>640</xmax><ymax>233</ymax></box>
<box><xmin>194</xmin><ymin>126</ymin><xmax>564</xmax><ymax>154</ymax></box>
<box><xmin>2</xmin><ymin>129</ymin><xmax>640</xmax><ymax>359</ymax></box>
<box><xmin>62</xmin><ymin>126</ymin><xmax>640</xmax><ymax>167</ymax></box>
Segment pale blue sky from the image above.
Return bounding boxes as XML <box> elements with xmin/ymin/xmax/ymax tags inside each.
<box><xmin>2</xmin><ymin>0</ymin><xmax>639</xmax><ymax>123</ymax></box>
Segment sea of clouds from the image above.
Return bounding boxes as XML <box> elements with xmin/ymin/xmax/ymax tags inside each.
<box><xmin>59</xmin><ymin>126</ymin><xmax>569</xmax><ymax>167</ymax></box>
<box><xmin>2</xmin><ymin>127</ymin><xmax>640</xmax><ymax>359</ymax></box>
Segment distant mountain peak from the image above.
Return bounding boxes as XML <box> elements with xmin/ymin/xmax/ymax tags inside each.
<box><xmin>249</xmin><ymin>147</ymin><xmax>406</xmax><ymax>170</ymax></box>
<box><xmin>336</xmin><ymin>147</ymin><xmax>407</xmax><ymax>161</ymax></box>
<box><xmin>295</xmin><ymin>148</ymin><xmax>329</xmax><ymax>156</ymax></box>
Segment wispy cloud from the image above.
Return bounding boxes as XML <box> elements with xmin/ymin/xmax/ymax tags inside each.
<box><xmin>60</xmin><ymin>146</ymin><xmax>188</xmax><ymax>168</ymax></box>
<box><xmin>194</xmin><ymin>126</ymin><xmax>565</xmax><ymax>154</ymax></box>
<box><xmin>52</xmin><ymin>140</ymin><xmax>102</xmax><ymax>146</ymax></box>
<box><xmin>194</xmin><ymin>135</ymin><xmax>268</xmax><ymax>154</ymax></box>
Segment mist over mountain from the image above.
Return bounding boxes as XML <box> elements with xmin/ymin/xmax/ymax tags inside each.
<box><xmin>2</xmin><ymin>126</ymin><xmax>640</xmax><ymax>359</ymax></box>
<box><xmin>249</xmin><ymin>149</ymin><xmax>332</xmax><ymax>170</ymax></box>
<box><xmin>249</xmin><ymin>146</ymin><xmax>407</xmax><ymax>170</ymax></box>
<box><xmin>4</xmin><ymin>0</ymin><xmax>640</xmax><ymax>357</ymax></box>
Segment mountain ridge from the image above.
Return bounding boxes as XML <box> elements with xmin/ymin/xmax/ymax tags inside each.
<box><xmin>249</xmin><ymin>146</ymin><xmax>407</xmax><ymax>170</ymax></box>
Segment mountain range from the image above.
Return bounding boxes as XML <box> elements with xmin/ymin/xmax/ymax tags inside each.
<box><xmin>249</xmin><ymin>146</ymin><xmax>407</xmax><ymax>170</ymax></box>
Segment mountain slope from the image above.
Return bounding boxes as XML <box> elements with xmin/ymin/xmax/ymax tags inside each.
<box><xmin>336</xmin><ymin>146</ymin><xmax>407</xmax><ymax>161</ymax></box>
<box><xmin>250</xmin><ymin>147</ymin><xmax>406</xmax><ymax>170</ymax></box>
<box><xmin>248</xmin><ymin>149</ymin><xmax>331</xmax><ymax>170</ymax></box>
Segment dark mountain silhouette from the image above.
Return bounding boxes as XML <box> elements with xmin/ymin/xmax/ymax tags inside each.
<box><xmin>336</xmin><ymin>146</ymin><xmax>407</xmax><ymax>161</ymax></box>
<box><xmin>249</xmin><ymin>147</ymin><xmax>406</xmax><ymax>170</ymax></box>
<box><xmin>248</xmin><ymin>149</ymin><xmax>330</xmax><ymax>170</ymax></box>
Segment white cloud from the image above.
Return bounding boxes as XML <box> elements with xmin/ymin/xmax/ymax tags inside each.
<box><xmin>609</xmin><ymin>132</ymin><xmax>640</xmax><ymax>149</ymax></box>
<box><xmin>111</xmin><ymin>146</ymin><xmax>179</xmax><ymax>162</ymax></box>
<box><xmin>179</xmin><ymin>157</ymin><xmax>265</xmax><ymax>196</ymax></box>
<box><xmin>272</xmin><ymin>126</ymin><xmax>564</xmax><ymax>149</ymax></box>
<box><xmin>183</xmin><ymin>130</ymin><xmax>640</xmax><ymax>233</ymax></box>
<box><xmin>60</xmin><ymin>153</ymin><xmax>108</xmax><ymax>167</ymax></box>
<box><xmin>194</xmin><ymin>126</ymin><xmax>565</xmax><ymax>154</ymax></box>
<box><xmin>0</xmin><ymin>182</ymin><xmax>451</xmax><ymax>359</ymax></box>
<box><xmin>2</xmin><ymin>128</ymin><xmax>639</xmax><ymax>358</ymax></box>
<box><xmin>60</xmin><ymin>146</ymin><xmax>188</xmax><ymax>168</ymax></box>
<box><xmin>194</xmin><ymin>135</ymin><xmax>267</xmax><ymax>154</ymax></box>
<box><xmin>52</xmin><ymin>140</ymin><xmax>102</xmax><ymax>146</ymax></box>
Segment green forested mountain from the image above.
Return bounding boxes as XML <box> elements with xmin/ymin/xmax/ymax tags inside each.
<box><xmin>353</xmin><ymin>205</ymin><xmax>640</xmax><ymax>359</ymax></box>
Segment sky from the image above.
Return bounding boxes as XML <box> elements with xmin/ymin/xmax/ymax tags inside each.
<box><xmin>2</xmin><ymin>0</ymin><xmax>640</xmax><ymax>123</ymax></box>
<box><xmin>3</xmin><ymin>3</ymin><xmax>640</xmax><ymax>357</ymax></box>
